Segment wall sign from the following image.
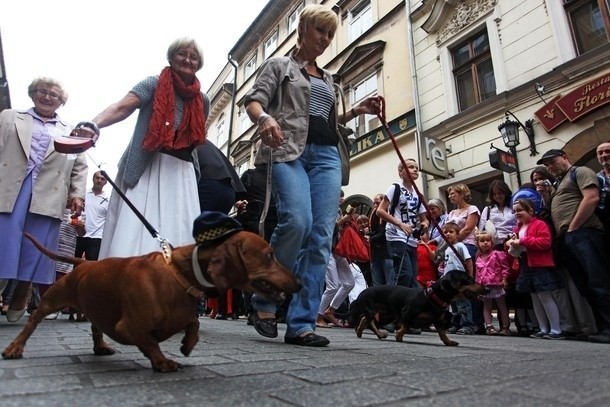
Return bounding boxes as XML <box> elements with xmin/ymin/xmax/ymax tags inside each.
<box><xmin>418</xmin><ymin>132</ymin><xmax>451</xmax><ymax>179</ymax></box>
<box><xmin>489</xmin><ymin>146</ymin><xmax>517</xmax><ymax>173</ymax></box>
<box><xmin>534</xmin><ymin>71</ymin><xmax>610</xmax><ymax>133</ymax></box>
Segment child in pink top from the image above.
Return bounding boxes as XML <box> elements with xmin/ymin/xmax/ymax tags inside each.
<box><xmin>475</xmin><ymin>230</ymin><xmax>511</xmax><ymax>335</ymax></box>
<box><xmin>506</xmin><ymin>198</ymin><xmax>563</xmax><ymax>340</ymax></box>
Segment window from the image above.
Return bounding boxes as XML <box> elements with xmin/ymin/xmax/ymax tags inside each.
<box><xmin>288</xmin><ymin>3</ymin><xmax>304</xmax><ymax>34</ymax></box>
<box><xmin>239</xmin><ymin>106</ymin><xmax>251</xmax><ymax>134</ymax></box>
<box><xmin>564</xmin><ymin>0</ymin><xmax>610</xmax><ymax>55</ymax></box>
<box><xmin>245</xmin><ymin>54</ymin><xmax>257</xmax><ymax>79</ymax></box>
<box><xmin>216</xmin><ymin>115</ymin><xmax>227</xmax><ymax>147</ymax></box>
<box><xmin>264</xmin><ymin>31</ymin><xmax>278</xmax><ymax>59</ymax></box>
<box><xmin>349</xmin><ymin>73</ymin><xmax>379</xmax><ymax>136</ymax></box>
<box><xmin>349</xmin><ymin>0</ymin><xmax>373</xmax><ymax>42</ymax></box>
<box><xmin>451</xmin><ymin>29</ymin><xmax>496</xmax><ymax>111</ymax></box>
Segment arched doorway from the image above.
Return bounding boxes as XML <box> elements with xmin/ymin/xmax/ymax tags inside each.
<box><xmin>563</xmin><ymin>117</ymin><xmax>610</xmax><ymax>170</ymax></box>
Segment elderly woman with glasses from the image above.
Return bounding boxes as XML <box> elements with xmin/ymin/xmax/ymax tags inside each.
<box><xmin>0</xmin><ymin>77</ymin><xmax>88</xmax><ymax>323</ymax></box>
<box><xmin>74</xmin><ymin>37</ymin><xmax>210</xmax><ymax>259</ymax></box>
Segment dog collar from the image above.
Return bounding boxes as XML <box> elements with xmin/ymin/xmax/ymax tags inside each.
<box><xmin>166</xmin><ymin>256</ymin><xmax>204</xmax><ymax>299</ymax></box>
<box><xmin>192</xmin><ymin>246</ymin><xmax>216</xmax><ymax>288</ymax></box>
<box><xmin>425</xmin><ymin>286</ymin><xmax>450</xmax><ymax>309</ymax></box>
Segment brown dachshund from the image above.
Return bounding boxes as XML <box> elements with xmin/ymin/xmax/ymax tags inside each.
<box><xmin>2</xmin><ymin>232</ymin><xmax>299</xmax><ymax>372</ymax></box>
<box><xmin>348</xmin><ymin>270</ymin><xmax>488</xmax><ymax>346</ymax></box>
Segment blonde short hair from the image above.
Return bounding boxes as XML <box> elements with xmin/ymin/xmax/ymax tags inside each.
<box><xmin>167</xmin><ymin>37</ymin><xmax>204</xmax><ymax>71</ymax></box>
<box><xmin>447</xmin><ymin>183</ymin><xmax>472</xmax><ymax>203</ymax></box>
<box><xmin>297</xmin><ymin>5</ymin><xmax>338</xmax><ymax>48</ymax></box>
<box><xmin>28</xmin><ymin>77</ymin><xmax>68</xmax><ymax>105</ymax></box>
<box><xmin>475</xmin><ymin>229</ymin><xmax>495</xmax><ymax>246</ymax></box>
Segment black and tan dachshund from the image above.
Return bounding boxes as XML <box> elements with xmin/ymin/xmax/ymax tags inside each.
<box><xmin>348</xmin><ymin>270</ymin><xmax>488</xmax><ymax>346</ymax></box>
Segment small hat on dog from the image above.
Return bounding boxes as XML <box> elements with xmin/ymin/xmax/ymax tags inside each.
<box><xmin>192</xmin><ymin>211</ymin><xmax>243</xmax><ymax>246</ymax></box>
<box><xmin>536</xmin><ymin>149</ymin><xmax>566</xmax><ymax>165</ymax></box>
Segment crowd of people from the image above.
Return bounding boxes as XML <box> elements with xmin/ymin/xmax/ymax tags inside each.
<box><xmin>1</xmin><ymin>4</ymin><xmax>609</xmax><ymax>350</ymax></box>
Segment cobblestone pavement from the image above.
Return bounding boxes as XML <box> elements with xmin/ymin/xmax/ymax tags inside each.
<box><xmin>1</xmin><ymin>315</ymin><xmax>609</xmax><ymax>406</ymax></box>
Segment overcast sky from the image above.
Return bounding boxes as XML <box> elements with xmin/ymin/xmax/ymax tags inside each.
<box><xmin>0</xmin><ymin>0</ymin><xmax>268</xmax><ymax>183</ymax></box>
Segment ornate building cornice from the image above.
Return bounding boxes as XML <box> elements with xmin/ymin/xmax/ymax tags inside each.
<box><xmin>436</xmin><ymin>0</ymin><xmax>497</xmax><ymax>45</ymax></box>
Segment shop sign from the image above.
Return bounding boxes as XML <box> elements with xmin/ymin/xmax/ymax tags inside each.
<box><xmin>489</xmin><ymin>146</ymin><xmax>517</xmax><ymax>173</ymax></box>
<box><xmin>349</xmin><ymin>111</ymin><xmax>415</xmax><ymax>156</ymax></box>
<box><xmin>534</xmin><ymin>95</ymin><xmax>567</xmax><ymax>132</ymax></box>
<box><xmin>418</xmin><ymin>132</ymin><xmax>451</xmax><ymax>179</ymax></box>
<box><xmin>535</xmin><ymin>72</ymin><xmax>610</xmax><ymax>133</ymax></box>
<box><xmin>556</xmin><ymin>72</ymin><xmax>610</xmax><ymax>121</ymax></box>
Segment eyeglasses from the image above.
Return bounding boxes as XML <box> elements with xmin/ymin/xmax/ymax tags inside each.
<box><xmin>34</xmin><ymin>89</ymin><xmax>61</xmax><ymax>101</ymax></box>
<box><xmin>175</xmin><ymin>50</ymin><xmax>200</xmax><ymax>63</ymax></box>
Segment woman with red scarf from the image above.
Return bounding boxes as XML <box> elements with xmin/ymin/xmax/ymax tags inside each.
<box><xmin>75</xmin><ymin>38</ymin><xmax>209</xmax><ymax>258</ymax></box>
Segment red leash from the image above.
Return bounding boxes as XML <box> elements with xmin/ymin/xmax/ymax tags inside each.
<box><xmin>376</xmin><ymin>96</ymin><xmax>468</xmax><ymax>270</ymax></box>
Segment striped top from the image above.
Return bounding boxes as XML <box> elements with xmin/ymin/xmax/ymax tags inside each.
<box><xmin>309</xmin><ymin>76</ymin><xmax>334</xmax><ymax>121</ymax></box>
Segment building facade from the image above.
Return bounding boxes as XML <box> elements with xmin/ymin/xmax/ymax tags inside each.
<box><xmin>410</xmin><ymin>0</ymin><xmax>610</xmax><ymax>207</ymax></box>
<box><xmin>206</xmin><ymin>0</ymin><xmax>417</xmax><ymax>203</ymax></box>
<box><xmin>205</xmin><ymin>0</ymin><xmax>610</xmax><ymax>210</ymax></box>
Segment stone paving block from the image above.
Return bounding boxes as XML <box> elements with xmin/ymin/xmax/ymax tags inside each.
<box><xmin>273</xmin><ymin>379</ymin><xmax>424</xmax><ymax>406</ymax></box>
<box><xmin>0</xmin><ymin>375</ymin><xmax>82</xmax><ymax>396</ymax></box>
<box><xmin>382</xmin><ymin>388</ymin><xmax>574</xmax><ymax>407</ymax></box>
<box><xmin>205</xmin><ymin>359</ymin><xmax>309</xmax><ymax>377</ymax></box>
<box><xmin>2</xmin><ymin>385</ymin><xmax>180</xmax><ymax>407</ymax></box>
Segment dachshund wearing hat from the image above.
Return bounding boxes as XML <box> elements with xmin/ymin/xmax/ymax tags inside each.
<box><xmin>2</xmin><ymin>212</ymin><xmax>300</xmax><ymax>372</ymax></box>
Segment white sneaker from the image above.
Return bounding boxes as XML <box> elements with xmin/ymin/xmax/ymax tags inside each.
<box><xmin>45</xmin><ymin>311</ymin><xmax>60</xmax><ymax>320</ymax></box>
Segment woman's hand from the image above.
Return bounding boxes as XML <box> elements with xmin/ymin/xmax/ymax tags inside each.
<box><xmin>259</xmin><ymin>115</ymin><xmax>283</xmax><ymax>148</ymax></box>
<box><xmin>70</xmin><ymin>197</ymin><xmax>84</xmax><ymax>217</ymax></box>
<box><xmin>355</xmin><ymin>96</ymin><xmax>383</xmax><ymax>116</ymax></box>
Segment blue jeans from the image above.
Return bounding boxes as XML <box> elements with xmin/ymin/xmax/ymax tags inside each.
<box><xmin>559</xmin><ymin>228</ymin><xmax>610</xmax><ymax>332</ymax></box>
<box><xmin>452</xmin><ymin>298</ymin><xmax>474</xmax><ymax>329</ymax></box>
<box><xmin>370</xmin><ymin>247</ymin><xmax>395</xmax><ymax>286</ymax></box>
<box><xmin>387</xmin><ymin>240</ymin><xmax>418</xmax><ymax>288</ymax></box>
<box><xmin>252</xmin><ymin>143</ymin><xmax>342</xmax><ymax>338</ymax></box>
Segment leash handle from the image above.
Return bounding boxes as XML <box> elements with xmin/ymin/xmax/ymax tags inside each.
<box><xmin>258</xmin><ymin>149</ymin><xmax>273</xmax><ymax>239</ymax></box>
<box><xmin>375</xmin><ymin>97</ymin><xmax>468</xmax><ymax>270</ymax></box>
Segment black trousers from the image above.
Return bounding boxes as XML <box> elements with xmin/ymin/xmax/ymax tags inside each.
<box><xmin>75</xmin><ymin>237</ymin><xmax>102</xmax><ymax>260</ymax></box>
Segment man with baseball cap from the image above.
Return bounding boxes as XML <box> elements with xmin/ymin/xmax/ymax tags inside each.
<box><xmin>537</xmin><ymin>148</ymin><xmax>610</xmax><ymax>344</ymax></box>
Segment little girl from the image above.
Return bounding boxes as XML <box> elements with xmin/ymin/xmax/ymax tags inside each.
<box><xmin>506</xmin><ymin>198</ymin><xmax>564</xmax><ymax>340</ymax></box>
<box><xmin>475</xmin><ymin>229</ymin><xmax>511</xmax><ymax>335</ymax></box>
<box><xmin>416</xmin><ymin>228</ymin><xmax>438</xmax><ymax>288</ymax></box>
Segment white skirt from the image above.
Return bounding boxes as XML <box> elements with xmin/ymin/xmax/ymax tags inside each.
<box><xmin>99</xmin><ymin>153</ymin><xmax>200</xmax><ymax>259</ymax></box>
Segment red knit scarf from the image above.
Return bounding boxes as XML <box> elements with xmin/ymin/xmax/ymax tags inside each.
<box><xmin>142</xmin><ymin>66</ymin><xmax>206</xmax><ymax>151</ymax></box>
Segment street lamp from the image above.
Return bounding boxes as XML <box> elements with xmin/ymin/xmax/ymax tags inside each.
<box><xmin>497</xmin><ymin>110</ymin><xmax>535</xmax><ymax>187</ymax></box>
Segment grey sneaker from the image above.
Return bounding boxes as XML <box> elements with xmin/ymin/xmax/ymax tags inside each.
<box><xmin>530</xmin><ymin>331</ymin><xmax>545</xmax><ymax>339</ymax></box>
<box><xmin>543</xmin><ymin>332</ymin><xmax>565</xmax><ymax>340</ymax></box>
<box><xmin>456</xmin><ymin>327</ymin><xmax>474</xmax><ymax>335</ymax></box>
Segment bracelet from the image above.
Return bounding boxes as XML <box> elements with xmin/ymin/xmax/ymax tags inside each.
<box><xmin>257</xmin><ymin>113</ymin><xmax>272</xmax><ymax>126</ymax></box>
<box><xmin>351</xmin><ymin>107</ymin><xmax>357</xmax><ymax>117</ymax></box>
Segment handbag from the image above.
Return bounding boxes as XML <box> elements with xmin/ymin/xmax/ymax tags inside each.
<box><xmin>334</xmin><ymin>222</ymin><xmax>370</xmax><ymax>262</ymax></box>
<box><xmin>334</xmin><ymin>84</ymin><xmax>354</xmax><ymax>186</ymax></box>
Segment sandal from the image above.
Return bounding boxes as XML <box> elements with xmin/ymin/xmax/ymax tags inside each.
<box><xmin>499</xmin><ymin>327</ymin><xmax>511</xmax><ymax>336</ymax></box>
<box><xmin>485</xmin><ymin>325</ymin><xmax>499</xmax><ymax>335</ymax></box>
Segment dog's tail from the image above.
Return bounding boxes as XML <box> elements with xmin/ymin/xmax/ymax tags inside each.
<box><xmin>24</xmin><ymin>232</ymin><xmax>87</xmax><ymax>266</ymax></box>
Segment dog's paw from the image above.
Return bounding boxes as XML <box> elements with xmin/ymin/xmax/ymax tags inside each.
<box><xmin>377</xmin><ymin>332</ymin><xmax>388</xmax><ymax>340</ymax></box>
<box><xmin>93</xmin><ymin>345</ymin><xmax>116</xmax><ymax>356</ymax></box>
<box><xmin>2</xmin><ymin>344</ymin><xmax>24</xmax><ymax>359</ymax></box>
<box><xmin>443</xmin><ymin>340</ymin><xmax>459</xmax><ymax>346</ymax></box>
<box><xmin>153</xmin><ymin>359</ymin><xmax>181</xmax><ymax>373</ymax></box>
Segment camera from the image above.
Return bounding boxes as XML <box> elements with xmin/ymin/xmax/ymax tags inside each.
<box><xmin>412</xmin><ymin>225</ymin><xmax>423</xmax><ymax>239</ymax></box>
<box><xmin>541</xmin><ymin>179</ymin><xmax>552</xmax><ymax>187</ymax></box>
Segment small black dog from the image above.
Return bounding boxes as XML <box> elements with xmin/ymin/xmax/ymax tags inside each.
<box><xmin>348</xmin><ymin>270</ymin><xmax>488</xmax><ymax>346</ymax></box>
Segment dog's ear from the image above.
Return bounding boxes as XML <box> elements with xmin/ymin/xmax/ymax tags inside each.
<box><xmin>206</xmin><ymin>240</ymin><xmax>240</xmax><ymax>292</ymax></box>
